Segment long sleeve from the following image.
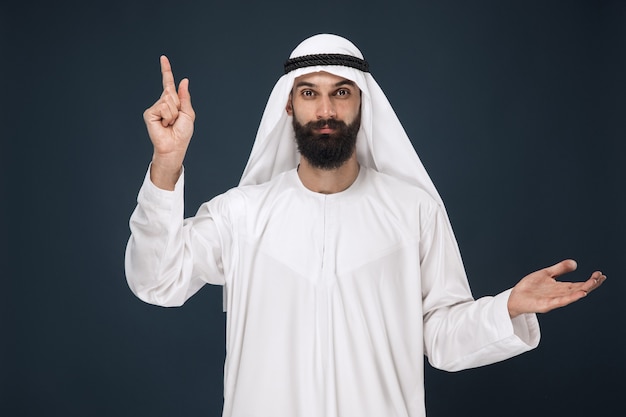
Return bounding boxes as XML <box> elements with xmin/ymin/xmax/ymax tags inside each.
<box><xmin>124</xmin><ymin>166</ymin><xmax>227</xmax><ymax>307</ymax></box>
<box><xmin>421</xmin><ymin>208</ymin><xmax>540</xmax><ymax>372</ymax></box>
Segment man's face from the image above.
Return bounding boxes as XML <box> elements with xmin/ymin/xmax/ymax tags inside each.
<box><xmin>286</xmin><ymin>71</ymin><xmax>362</xmax><ymax>170</ymax></box>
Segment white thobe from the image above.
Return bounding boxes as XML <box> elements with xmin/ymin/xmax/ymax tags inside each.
<box><xmin>125</xmin><ymin>166</ymin><xmax>540</xmax><ymax>417</ymax></box>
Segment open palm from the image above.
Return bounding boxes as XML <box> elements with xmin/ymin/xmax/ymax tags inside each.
<box><xmin>508</xmin><ymin>259</ymin><xmax>606</xmax><ymax>318</ymax></box>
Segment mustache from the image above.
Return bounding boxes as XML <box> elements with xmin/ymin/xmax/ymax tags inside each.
<box><xmin>306</xmin><ymin>119</ymin><xmax>345</xmax><ymax>130</ymax></box>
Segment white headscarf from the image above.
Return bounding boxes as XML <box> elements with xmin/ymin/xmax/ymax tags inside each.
<box><xmin>240</xmin><ymin>33</ymin><xmax>445</xmax><ymax>209</ymax></box>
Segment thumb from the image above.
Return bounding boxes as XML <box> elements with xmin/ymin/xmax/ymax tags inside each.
<box><xmin>545</xmin><ymin>259</ymin><xmax>578</xmax><ymax>278</ymax></box>
<box><xmin>178</xmin><ymin>78</ymin><xmax>194</xmax><ymax>116</ymax></box>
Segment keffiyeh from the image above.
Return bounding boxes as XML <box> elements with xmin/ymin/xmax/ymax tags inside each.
<box><xmin>240</xmin><ymin>34</ymin><xmax>445</xmax><ymax>210</ymax></box>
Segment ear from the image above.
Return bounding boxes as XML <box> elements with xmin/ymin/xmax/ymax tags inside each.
<box><xmin>285</xmin><ymin>94</ymin><xmax>293</xmax><ymax>116</ymax></box>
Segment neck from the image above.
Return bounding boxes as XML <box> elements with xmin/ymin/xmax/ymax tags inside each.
<box><xmin>297</xmin><ymin>154</ymin><xmax>360</xmax><ymax>194</ymax></box>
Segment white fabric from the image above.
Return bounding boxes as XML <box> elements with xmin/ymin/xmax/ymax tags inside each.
<box><xmin>126</xmin><ymin>166</ymin><xmax>539</xmax><ymax>417</ymax></box>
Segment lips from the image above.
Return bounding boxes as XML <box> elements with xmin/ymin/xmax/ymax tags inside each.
<box><xmin>315</xmin><ymin>126</ymin><xmax>335</xmax><ymax>134</ymax></box>
<box><xmin>312</xmin><ymin>119</ymin><xmax>340</xmax><ymax>135</ymax></box>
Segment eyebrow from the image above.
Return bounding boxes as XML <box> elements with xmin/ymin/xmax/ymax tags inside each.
<box><xmin>294</xmin><ymin>81</ymin><xmax>316</xmax><ymax>89</ymax></box>
<box><xmin>334</xmin><ymin>80</ymin><xmax>357</xmax><ymax>88</ymax></box>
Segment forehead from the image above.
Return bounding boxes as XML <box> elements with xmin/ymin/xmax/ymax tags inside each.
<box><xmin>292</xmin><ymin>71</ymin><xmax>357</xmax><ymax>89</ymax></box>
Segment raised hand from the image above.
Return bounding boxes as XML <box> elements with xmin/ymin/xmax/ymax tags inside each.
<box><xmin>507</xmin><ymin>259</ymin><xmax>606</xmax><ymax>318</ymax></box>
<box><xmin>143</xmin><ymin>55</ymin><xmax>196</xmax><ymax>190</ymax></box>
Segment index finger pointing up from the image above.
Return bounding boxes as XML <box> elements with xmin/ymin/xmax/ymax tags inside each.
<box><xmin>160</xmin><ymin>55</ymin><xmax>176</xmax><ymax>90</ymax></box>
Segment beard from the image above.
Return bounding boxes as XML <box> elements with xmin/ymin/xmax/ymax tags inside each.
<box><xmin>292</xmin><ymin>110</ymin><xmax>361</xmax><ymax>170</ymax></box>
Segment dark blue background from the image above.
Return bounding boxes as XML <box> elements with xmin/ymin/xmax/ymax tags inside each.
<box><xmin>3</xmin><ymin>1</ymin><xmax>624</xmax><ymax>416</ymax></box>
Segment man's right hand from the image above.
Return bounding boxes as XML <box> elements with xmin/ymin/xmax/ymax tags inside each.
<box><xmin>143</xmin><ymin>55</ymin><xmax>195</xmax><ymax>190</ymax></box>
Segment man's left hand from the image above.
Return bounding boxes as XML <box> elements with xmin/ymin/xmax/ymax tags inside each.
<box><xmin>507</xmin><ymin>259</ymin><xmax>606</xmax><ymax>318</ymax></box>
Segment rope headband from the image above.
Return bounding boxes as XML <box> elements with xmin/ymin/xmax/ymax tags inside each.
<box><xmin>284</xmin><ymin>53</ymin><xmax>370</xmax><ymax>74</ymax></box>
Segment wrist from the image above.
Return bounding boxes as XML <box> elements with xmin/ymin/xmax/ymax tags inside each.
<box><xmin>150</xmin><ymin>156</ymin><xmax>183</xmax><ymax>191</ymax></box>
<box><xmin>507</xmin><ymin>290</ymin><xmax>521</xmax><ymax>319</ymax></box>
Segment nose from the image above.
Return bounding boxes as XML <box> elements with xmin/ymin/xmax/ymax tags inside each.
<box><xmin>317</xmin><ymin>96</ymin><xmax>336</xmax><ymax>119</ymax></box>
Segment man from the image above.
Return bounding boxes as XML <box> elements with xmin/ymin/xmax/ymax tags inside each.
<box><xmin>125</xmin><ymin>34</ymin><xmax>606</xmax><ymax>417</ymax></box>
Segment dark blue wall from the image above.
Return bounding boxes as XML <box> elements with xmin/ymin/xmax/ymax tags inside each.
<box><xmin>3</xmin><ymin>1</ymin><xmax>624</xmax><ymax>416</ymax></box>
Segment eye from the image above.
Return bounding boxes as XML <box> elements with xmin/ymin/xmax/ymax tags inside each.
<box><xmin>301</xmin><ymin>89</ymin><xmax>315</xmax><ymax>97</ymax></box>
<box><xmin>335</xmin><ymin>88</ymin><xmax>350</xmax><ymax>97</ymax></box>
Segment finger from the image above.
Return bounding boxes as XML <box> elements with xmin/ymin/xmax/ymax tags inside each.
<box><xmin>547</xmin><ymin>290</ymin><xmax>589</xmax><ymax>311</ymax></box>
<box><xmin>161</xmin><ymin>89</ymin><xmax>181</xmax><ymax>116</ymax></box>
<box><xmin>178</xmin><ymin>78</ymin><xmax>195</xmax><ymax>117</ymax></box>
<box><xmin>144</xmin><ymin>96</ymin><xmax>179</xmax><ymax>128</ymax></box>
<box><xmin>157</xmin><ymin>102</ymin><xmax>175</xmax><ymax>127</ymax></box>
<box><xmin>544</xmin><ymin>259</ymin><xmax>577</xmax><ymax>278</ymax></box>
<box><xmin>144</xmin><ymin>100</ymin><xmax>172</xmax><ymax>124</ymax></box>
<box><xmin>160</xmin><ymin>55</ymin><xmax>176</xmax><ymax>91</ymax></box>
<box><xmin>579</xmin><ymin>271</ymin><xmax>607</xmax><ymax>294</ymax></box>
